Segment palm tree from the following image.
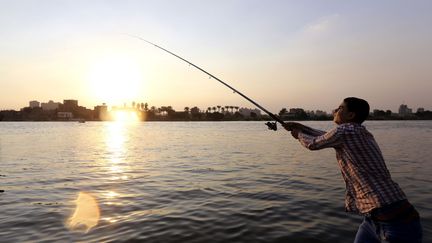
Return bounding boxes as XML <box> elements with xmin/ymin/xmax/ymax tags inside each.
<box><xmin>224</xmin><ymin>106</ymin><xmax>229</xmax><ymax>113</ymax></box>
<box><xmin>150</xmin><ymin>106</ymin><xmax>156</xmax><ymax>116</ymax></box>
<box><xmin>217</xmin><ymin>105</ymin><xmax>221</xmax><ymax>113</ymax></box>
<box><xmin>207</xmin><ymin>107</ymin><xmax>211</xmax><ymax>113</ymax></box>
<box><xmin>212</xmin><ymin>107</ymin><xmax>216</xmax><ymax>113</ymax></box>
<box><xmin>190</xmin><ymin>106</ymin><xmax>200</xmax><ymax>114</ymax></box>
<box><xmin>184</xmin><ymin>107</ymin><xmax>190</xmax><ymax>113</ymax></box>
<box><xmin>234</xmin><ymin>106</ymin><xmax>239</xmax><ymax>113</ymax></box>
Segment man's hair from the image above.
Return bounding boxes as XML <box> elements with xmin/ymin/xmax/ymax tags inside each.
<box><xmin>343</xmin><ymin>97</ymin><xmax>370</xmax><ymax>124</ymax></box>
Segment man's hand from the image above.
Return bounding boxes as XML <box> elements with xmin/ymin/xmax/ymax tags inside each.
<box><xmin>291</xmin><ymin>128</ymin><xmax>300</xmax><ymax>139</ymax></box>
<box><xmin>282</xmin><ymin>122</ymin><xmax>304</xmax><ymax>131</ymax></box>
<box><xmin>283</xmin><ymin>122</ymin><xmax>303</xmax><ymax>139</ymax></box>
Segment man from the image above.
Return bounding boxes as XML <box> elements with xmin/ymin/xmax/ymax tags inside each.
<box><xmin>283</xmin><ymin>97</ymin><xmax>422</xmax><ymax>243</ymax></box>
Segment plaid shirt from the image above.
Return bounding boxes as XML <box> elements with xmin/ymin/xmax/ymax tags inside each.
<box><xmin>297</xmin><ymin>123</ymin><xmax>406</xmax><ymax>214</ymax></box>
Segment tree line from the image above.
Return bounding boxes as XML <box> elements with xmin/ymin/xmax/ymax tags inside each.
<box><xmin>1</xmin><ymin>101</ymin><xmax>431</xmax><ymax>121</ymax></box>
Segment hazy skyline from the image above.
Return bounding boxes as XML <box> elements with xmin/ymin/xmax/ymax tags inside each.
<box><xmin>1</xmin><ymin>0</ymin><xmax>431</xmax><ymax>113</ymax></box>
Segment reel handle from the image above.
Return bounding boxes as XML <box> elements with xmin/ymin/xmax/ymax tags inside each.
<box><xmin>265</xmin><ymin>121</ymin><xmax>277</xmax><ymax>131</ymax></box>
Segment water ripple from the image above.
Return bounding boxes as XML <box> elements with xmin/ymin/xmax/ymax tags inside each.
<box><xmin>1</xmin><ymin>121</ymin><xmax>430</xmax><ymax>242</ymax></box>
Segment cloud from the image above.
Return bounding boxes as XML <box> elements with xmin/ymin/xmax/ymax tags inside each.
<box><xmin>304</xmin><ymin>14</ymin><xmax>341</xmax><ymax>34</ymax></box>
<box><xmin>283</xmin><ymin>13</ymin><xmax>343</xmax><ymax>58</ymax></box>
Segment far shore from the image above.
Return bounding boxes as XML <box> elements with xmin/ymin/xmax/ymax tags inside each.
<box><xmin>1</xmin><ymin>116</ymin><xmax>431</xmax><ymax>122</ymax></box>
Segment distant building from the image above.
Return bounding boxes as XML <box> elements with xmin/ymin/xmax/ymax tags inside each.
<box><xmin>94</xmin><ymin>103</ymin><xmax>109</xmax><ymax>120</ymax></box>
<box><xmin>63</xmin><ymin>99</ymin><xmax>78</xmax><ymax>111</ymax></box>
<box><xmin>417</xmin><ymin>108</ymin><xmax>425</xmax><ymax>113</ymax></box>
<box><xmin>239</xmin><ymin>108</ymin><xmax>261</xmax><ymax>118</ymax></box>
<box><xmin>29</xmin><ymin>100</ymin><xmax>40</xmax><ymax>108</ymax></box>
<box><xmin>41</xmin><ymin>100</ymin><xmax>61</xmax><ymax>110</ymax></box>
<box><xmin>57</xmin><ymin>112</ymin><xmax>73</xmax><ymax>119</ymax></box>
<box><xmin>398</xmin><ymin>104</ymin><xmax>412</xmax><ymax>116</ymax></box>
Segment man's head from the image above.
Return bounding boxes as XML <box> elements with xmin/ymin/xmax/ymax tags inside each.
<box><xmin>333</xmin><ymin>97</ymin><xmax>370</xmax><ymax>124</ymax></box>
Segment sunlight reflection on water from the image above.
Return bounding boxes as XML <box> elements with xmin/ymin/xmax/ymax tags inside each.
<box><xmin>68</xmin><ymin>122</ymin><xmax>130</xmax><ymax>234</ymax></box>
<box><xmin>0</xmin><ymin>121</ymin><xmax>430</xmax><ymax>242</ymax></box>
<box><xmin>105</xmin><ymin>122</ymin><xmax>132</xmax><ymax>177</ymax></box>
<box><xmin>67</xmin><ymin>192</ymin><xmax>100</xmax><ymax>233</ymax></box>
<box><xmin>105</xmin><ymin>122</ymin><xmax>126</xmax><ymax>163</ymax></box>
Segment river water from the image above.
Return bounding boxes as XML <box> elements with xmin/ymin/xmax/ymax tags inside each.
<box><xmin>0</xmin><ymin>121</ymin><xmax>431</xmax><ymax>242</ymax></box>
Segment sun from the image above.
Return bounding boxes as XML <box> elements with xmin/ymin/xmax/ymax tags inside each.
<box><xmin>87</xmin><ymin>54</ymin><xmax>143</xmax><ymax>105</ymax></box>
<box><xmin>112</xmin><ymin>110</ymin><xmax>139</xmax><ymax>122</ymax></box>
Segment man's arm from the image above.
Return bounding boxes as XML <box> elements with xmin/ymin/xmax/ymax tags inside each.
<box><xmin>283</xmin><ymin>122</ymin><xmax>326</xmax><ymax>136</ymax></box>
<box><xmin>296</xmin><ymin>127</ymin><xmax>342</xmax><ymax>150</ymax></box>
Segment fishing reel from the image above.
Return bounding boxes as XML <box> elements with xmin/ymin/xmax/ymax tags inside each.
<box><xmin>265</xmin><ymin>121</ymin><xmax>277</xmax><ymax>131</ymax></box>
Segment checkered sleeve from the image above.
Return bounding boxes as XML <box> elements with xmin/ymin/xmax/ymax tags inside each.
<box><xmin>298</xmin><ymin>127</ymin><xmax>342</xmax><ymax>150</ymax></box>
<box><xmin>301</xmin><ymin>125</ymin><xmax>326</xmax><ymax>136</ymax></box>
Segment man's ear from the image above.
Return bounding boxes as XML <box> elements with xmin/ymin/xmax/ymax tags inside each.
<box><xmin>347</xmin><ymin>112</ymin><xmax>356</xmax><ymax>121</ymax></box>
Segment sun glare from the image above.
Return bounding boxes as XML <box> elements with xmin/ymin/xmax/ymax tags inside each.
<box><xmin>87</xmin><ymin>55</ymin><xmax>143</xmax><ymax>105</ymax></box>
<box><xmin>113</xmin><ymin>110</ymin><xmax>139</xmax><ymax>122</ymax></box>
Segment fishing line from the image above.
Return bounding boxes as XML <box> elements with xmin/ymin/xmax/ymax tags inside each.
<box><xmin>126</xmin><ymin>34</ymin><xmax>284</xmax><ymax>130</ymax></box>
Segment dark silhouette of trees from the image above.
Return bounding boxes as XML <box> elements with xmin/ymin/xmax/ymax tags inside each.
<box><xmin>190</xmin><ymin>106</ymin><xmax>200</xmax><ymax>119</ymax></box>
<box><xmin>4</xmin><ymin>99</ymin><xmax>431</xmax><ymax>122</ymax></box>
<box><xmin>279</xmin><ymin>108</ymin><xmax>287</xmax><ymax>116</ymax></box>
<box><xmin>371</xmin><ymin>109</ymin><xmax>395</xmax><ymax>120</ymax></box>
<box><xmin>416</xmin><ymin>110</ymin><xmax>432</xmax><ymax>119</ymax></box>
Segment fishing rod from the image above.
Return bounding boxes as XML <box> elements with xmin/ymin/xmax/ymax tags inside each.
<box><xmin>127</xmin><ymin>34</ymin><xmax>284</xmax><ymax>130</ymax></box>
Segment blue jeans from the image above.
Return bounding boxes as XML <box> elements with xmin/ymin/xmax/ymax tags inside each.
<box><xmin>354</xmin><ymin>216</ymin><xmax>423</xmax><ymax>243</ymax></box>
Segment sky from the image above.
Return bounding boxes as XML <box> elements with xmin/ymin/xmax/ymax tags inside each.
<box><xmin>1</xmin><ymin>0</ymin><xmax>431</xmax><ymax>113</ymax></box>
